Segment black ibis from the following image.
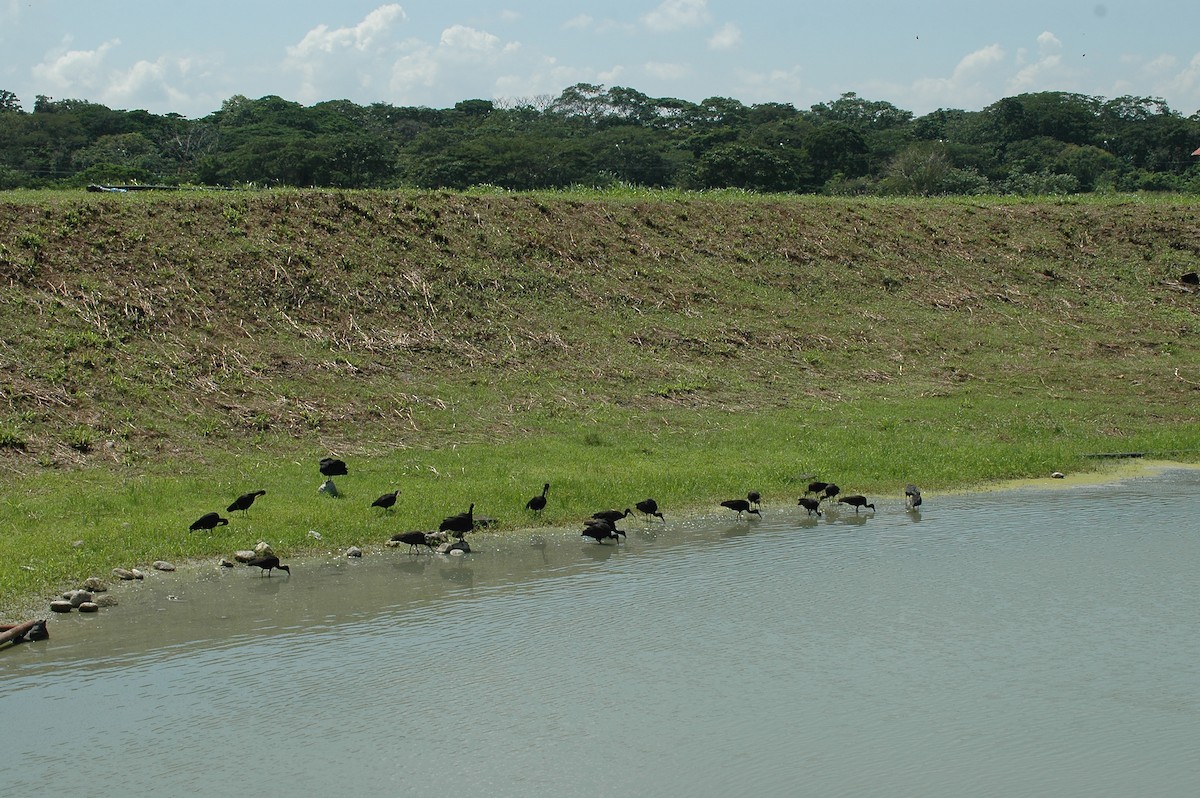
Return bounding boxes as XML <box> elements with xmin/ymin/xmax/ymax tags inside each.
<box><xmin>798</xmin><ymin>497</ymin><xmax>823</xmax><ymax>517</ymax></box>
<box><xmin>390</xmin><ymin>531</ymin><xmax>434</xmax><ymax>553</ymax></box>
<box><xmin>245</xmin><ymin>554</ymin><xmax>289</xmax><ymax>576</ymax></box>
<box><xmin>822</xmin><ymin>483</ymin><xmax>841</xmax><ymax>501</ymax></box>
<box><xmin>226</xmin><ymin>489</ymin><xmax>265</xmax><ymax>515</ymax></box>
<box><xmin>372</xmin><ymin>490</ymin><xmax>399</xmax><ymax>512</ymax></box>
<box><xmin>904</xmin><ymin>485</ymin><xmax>923</xmax><ymax>510</ymax></box>
<box><xmin>581</xmin><ymin>519</ymin><xmax>625</xmax><ymax>543</ymax></box>
<box><xmin>592</xmin><ymin>508</ymin><xmax>632</xmax><ymax>525</ymax></box>
<box><xmin>439</xmin><ymin>504</ymin><xmax>476</xmax><ymax>538</ymax></box>
<box><xmin>189</xmin><ymin>512</ymin><xmax>229</xmax><ymax>532</ymax></box>
<box><xmin>721</xmin><ymin>499</ymin><xmax>760</xmax><ymax>518</ymax></box>
<box><xmin>805</xmin><ymin>481</ymin><xmax>829</xmax><ymax>496</ymax></box>
<box><xmin>526</xmin><ymin>483</ymin><xmax>550</xmax><ymax>511</ymax></box>
<box><xmin>635</xmin><ymin>498</ymin><xmax>664</xmax><ymax>521</ymax></box>
<box><xmin>319</xmin><ymin>457</ymin><xmax>348</xmax><ymax>477</ymax></box>
<box><xmin>838</xmin><ymin>495</ymin><xmax>875</xmax><ymax>513</ymax></box>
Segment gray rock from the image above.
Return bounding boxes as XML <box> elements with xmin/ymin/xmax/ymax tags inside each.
<box><xmin>234</xmin><ymin>550</ymin><xmax>256</xmax><ymax>563</ymax></box>
<box><xmin>218</xmin><ymin>558</ymin><xmax>236</xmax><ymax>568</ymax></box>
<box><xmin>152</xmin><ymin>560</ymin><xmax>176</xmax><ymax>571</ymax></box>
<box><xmin>253</xmin><ymin>541</ymin><xmax>275</xmax><ymax>557</ymax></box>
<box><xmin>130</xmin><ymin>569</ymin><xmax>145</xmax><ymax>580</ymax></box>
<box><xmin>77</xmin><ymin>602</ymin><xmax>100</xmax><ymax>613</ymax></box>
<box><xmin>49</xmin><ymin>600</ymin><xmax>73</xmax><ymax>613</ymax></box>
<box><xmin>82</xmin><ymin>577</ymin><xmax>108</xmax><ymax>592</ymax></box>
<box><xmin>112</xmin><ymin>568</ymin><xmax>137</xmax><ymax>580</ymax></box>
<box><xmin>93</xmin><ymin>594</ymin><xmax>119</xmax><ymax>607</ymax></box>
<box><xmin>437</xmin><ymin>540</ymin><xmax>471</xmax><ymax>555</ymax></box>
<box><xmin>346</xmin><ymin>546</ymin><xmax>363</xmax><ymax>558</ymax></box>
<box><xmin>65</xmin><ymin>590</ymin><xmax>94</xmax><ymax>607</ymax></box>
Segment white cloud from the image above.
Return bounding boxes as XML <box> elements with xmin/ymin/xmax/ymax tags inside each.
<box><xmin>728</xmin><ymin>65</ymin><xmax>810</xmax><ymax>107</ymax></box>
<box><xmin>642</xmin><ymin>0</ymin><xmax>711</xmax><ymax>32</ymax></box>
<box><xmin>387</xmin><ymin>25</ymin><xmax>521</xmax><ymax>100</ymax></box>
<box><xmin>32</xmin><ymin>38</ymin><xmax>121</xmax><ymax>93</ymax></box>
<box><xmin>708</xmin><ymin>23</ymin><xmax>742</xmax><ymax>51</ymax></box>
<box><xmin>645</xmin><ymin>61</ymin><xmax>689</xmax><ymax>80</ymax></box>
<box><xmin>1036</xmin><ymin>31</ymin><xmax>1062</xmax><ymax>54</ymax></box>
<box><xmin>440</xmin><ymin>25</ymin><xmax>504</xmax><ymax>55</ymax></box>
<box><xmin>1151</xmin><ymin>52</ymin><xmax>1200</xmax><ymax>112</ymax></box>
<box><xmin>390</xmin><ymin>44</ymin><xmax>440</xmax><ymax>92</ymax></box>
<box><xmin>883</xmin><ymin>44</ymin><xmax>1006</xmax><ymax>114</ymax></box>
<box><xmin>563</xmin><ymin>14</ymin><xmax>593</xmax><ymax>30</ymax></box>
<box><xmin>958</xmin><ymin>43</ymin><xmax>1006</xmax><ymax>74</ymax></box>
<box><xmin>287</xmin><ymin>4</ymin><xmax>406</xmax><ymax>58</ymax></box>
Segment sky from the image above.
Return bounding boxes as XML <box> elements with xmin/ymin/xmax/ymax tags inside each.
<box><xmin>2</xmin><ymin>1</ymin><xmax>1199</xmax><ymax>119</ymax></box>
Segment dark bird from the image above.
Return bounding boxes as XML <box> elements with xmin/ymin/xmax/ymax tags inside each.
<box><xmin>189</xmin><ymin>512</ymin><xmax>229</xmax><ymax>532</ymax></box>
<box><xmin>372</xmin><ymin>490</ymin><xmax>399</xmax><ymax>512</ymax></box>
<box><xmin>226</xmin><ymin>489</ymin><xmax>266</xmax><ymax>515</ymax></box>
<box><xmin>798</xmin><ymin>497</ymin><xmax>823</xmax><ymax>517</ymax></box>
<box><xmin>805</xmin><ymin>481</ymin><xmax>829</xmax><ymax>496</ymax></box>
<box><xmin>822</xmin><ymin>483</ymin><xmax>841</xmax><ymax>501</ymax></box>
<box><xmin>592</xmin><ymin>508</ymin><xmax>632</xmax><ymax>525</ymax></box>
<box><xmin>319</xmin><ymin>457</ymin><xmax>348</xmax><ymax>477</ymax></box>
<box><xmin>245</xmin><ymin>554</ymin><xmax>290</xmax><ymax>576</ymax></box>
<box><xmin>904</xmin><ymin>484</ymin><xmax>923</xmax><ymax>510</ymax></box>
<box><xmin>838</xmin><ymin>495</ymin><xmax>875</xmax><ymax>513</ymax></box>
<box><xmin>635</xmin><ymin>498</ymin><xmax>664</xmax><ymax>521</ymax></box>
<box><xmin>747</xmin><ymin>491</ymin><xmax>762</xmax><ymax>510</ymax></box>
<box><xmin>721</xmin><ymin>499</ymin><xmax>761</xmax><ymax>518</ymax></box>
<box><xmin>439</xmin><ymin>504</ymin><xmax>476</xmax><ymax>538</ymax></box>
<box><xmin>581</xmin><ymin>518</ymin><xmax>625</xmax><ymax>543</ymax></box>
<box><xmin>390</xmin><ymin>531</ymin><xmax>434</xmax><ymax>554</ymax></box>
<box><xmin>525</xmin><ymin>483</ymin><xmax>550</xmax><ymax>512</ymax></box>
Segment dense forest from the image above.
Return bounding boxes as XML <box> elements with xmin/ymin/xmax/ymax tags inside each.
<box><xmin>2</xmin><ymin>83</ymin><xmax>1199</xmax><ymax>195</ymax></box>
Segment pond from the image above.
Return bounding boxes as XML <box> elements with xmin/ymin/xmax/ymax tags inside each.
<box><xmin>2</xmin><ymin>467</ymin><xmax>1198</xmax><ymax>796</ymax></box>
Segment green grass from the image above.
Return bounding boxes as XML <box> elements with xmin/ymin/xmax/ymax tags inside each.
<box><xmin>2</xmin><ymin>188</ymin><xmax>1200</xmax><ymax>616</ymax></box>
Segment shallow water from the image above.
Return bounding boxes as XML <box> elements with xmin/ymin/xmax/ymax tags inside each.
<box><xmin>2</xmin><ymin>468</ymin><xmax>1199</xmax><ymax>796</ymax></box>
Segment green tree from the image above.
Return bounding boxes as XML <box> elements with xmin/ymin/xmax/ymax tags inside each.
<box><xmin>693</xmin><ymin>143</ymin><xmax>795</xmax><ymax>191</ymax></box>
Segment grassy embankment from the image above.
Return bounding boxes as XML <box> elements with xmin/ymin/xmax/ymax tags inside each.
<box><xmin>2</xmin><ymin>188</ymin><xmax>1200</xmax><ymax>617</ymax></box>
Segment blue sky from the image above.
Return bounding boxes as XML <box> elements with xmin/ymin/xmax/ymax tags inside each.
<box><xmin>2</xmin><ymin>1</ymin><xmax>1198</xmax><ymax>118</ymax></box>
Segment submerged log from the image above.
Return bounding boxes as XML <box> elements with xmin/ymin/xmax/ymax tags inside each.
<box><xmin>0</xmin><ymin>619</ymin><xmax>49</xmax><ymax>647</ymax></box>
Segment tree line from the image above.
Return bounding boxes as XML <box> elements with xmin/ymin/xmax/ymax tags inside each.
<box><xmin>2</xmin><ymin>83</ymin><xmax>1199</xmax><ymax>195</ymax></box>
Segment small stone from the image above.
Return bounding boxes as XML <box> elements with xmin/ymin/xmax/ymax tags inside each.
<box><xmin>49</xmin><ymin>600</ymin><xmax>73</xmax><ymax>613</ymax></box>
<box><xmin>234</xmin><ymin>550</ymin><xmax>256</xmax><ymax>563</ymax></box>
<box><xmin>346</xmin><ymin>546</ymin><xmax>363</xmax><ymax>558</ymax></box>
<box><xmin>218</xmin><ymin>558</ymin><xmax>236</xmax><ymax>568</ymax></box>
<box><xmin>112</xmin><ymin>568</ymin><xmax>137</xmax><ymax>580</ymax></box>
<box><xmin>72</xmin><ymin>540</ymin><xmax>85</xmax><ymax>548</ymax></box>
<box><xmin>254</xmin><ymin>541</ymin><xmax>275</xmax><ymax>557</ymax></box>
<box><xmin>130</xmin><ymin>569</ymin><xmax>145</xmax><ymax>580</ymax></box>
<box><xmin>82</xmin><ymin>577</ymin><xmax>108</xmax><ymax>592</ymax></box>
<box><xmin>66</xmin><ymin>590</ymin><xmax>94</xmax><ymax>607</ymax></box>
<box><xmin>1051</xmin><ymin>471</ymin><xmax>1065</xmax><ymax>479</ymax></box>
<box><xmin>93</xmin><ymin>594</ymin><xmax>119</xmax><ymax>607</ymax></box>
<box><xmin>77</xmin><ymin>602</ymin><xmax>100</xmax><ymax>613</ymax></box>
<box><xmin>152</xmin><ymin>561</ymin><xmax>176</xmax><ymax>572</ymax></box>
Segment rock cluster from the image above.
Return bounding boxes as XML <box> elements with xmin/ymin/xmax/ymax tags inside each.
<box><xmin>50</xmin><ymin>580</ymin><xmax>117</xmax><ymax>614</ymax></box>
